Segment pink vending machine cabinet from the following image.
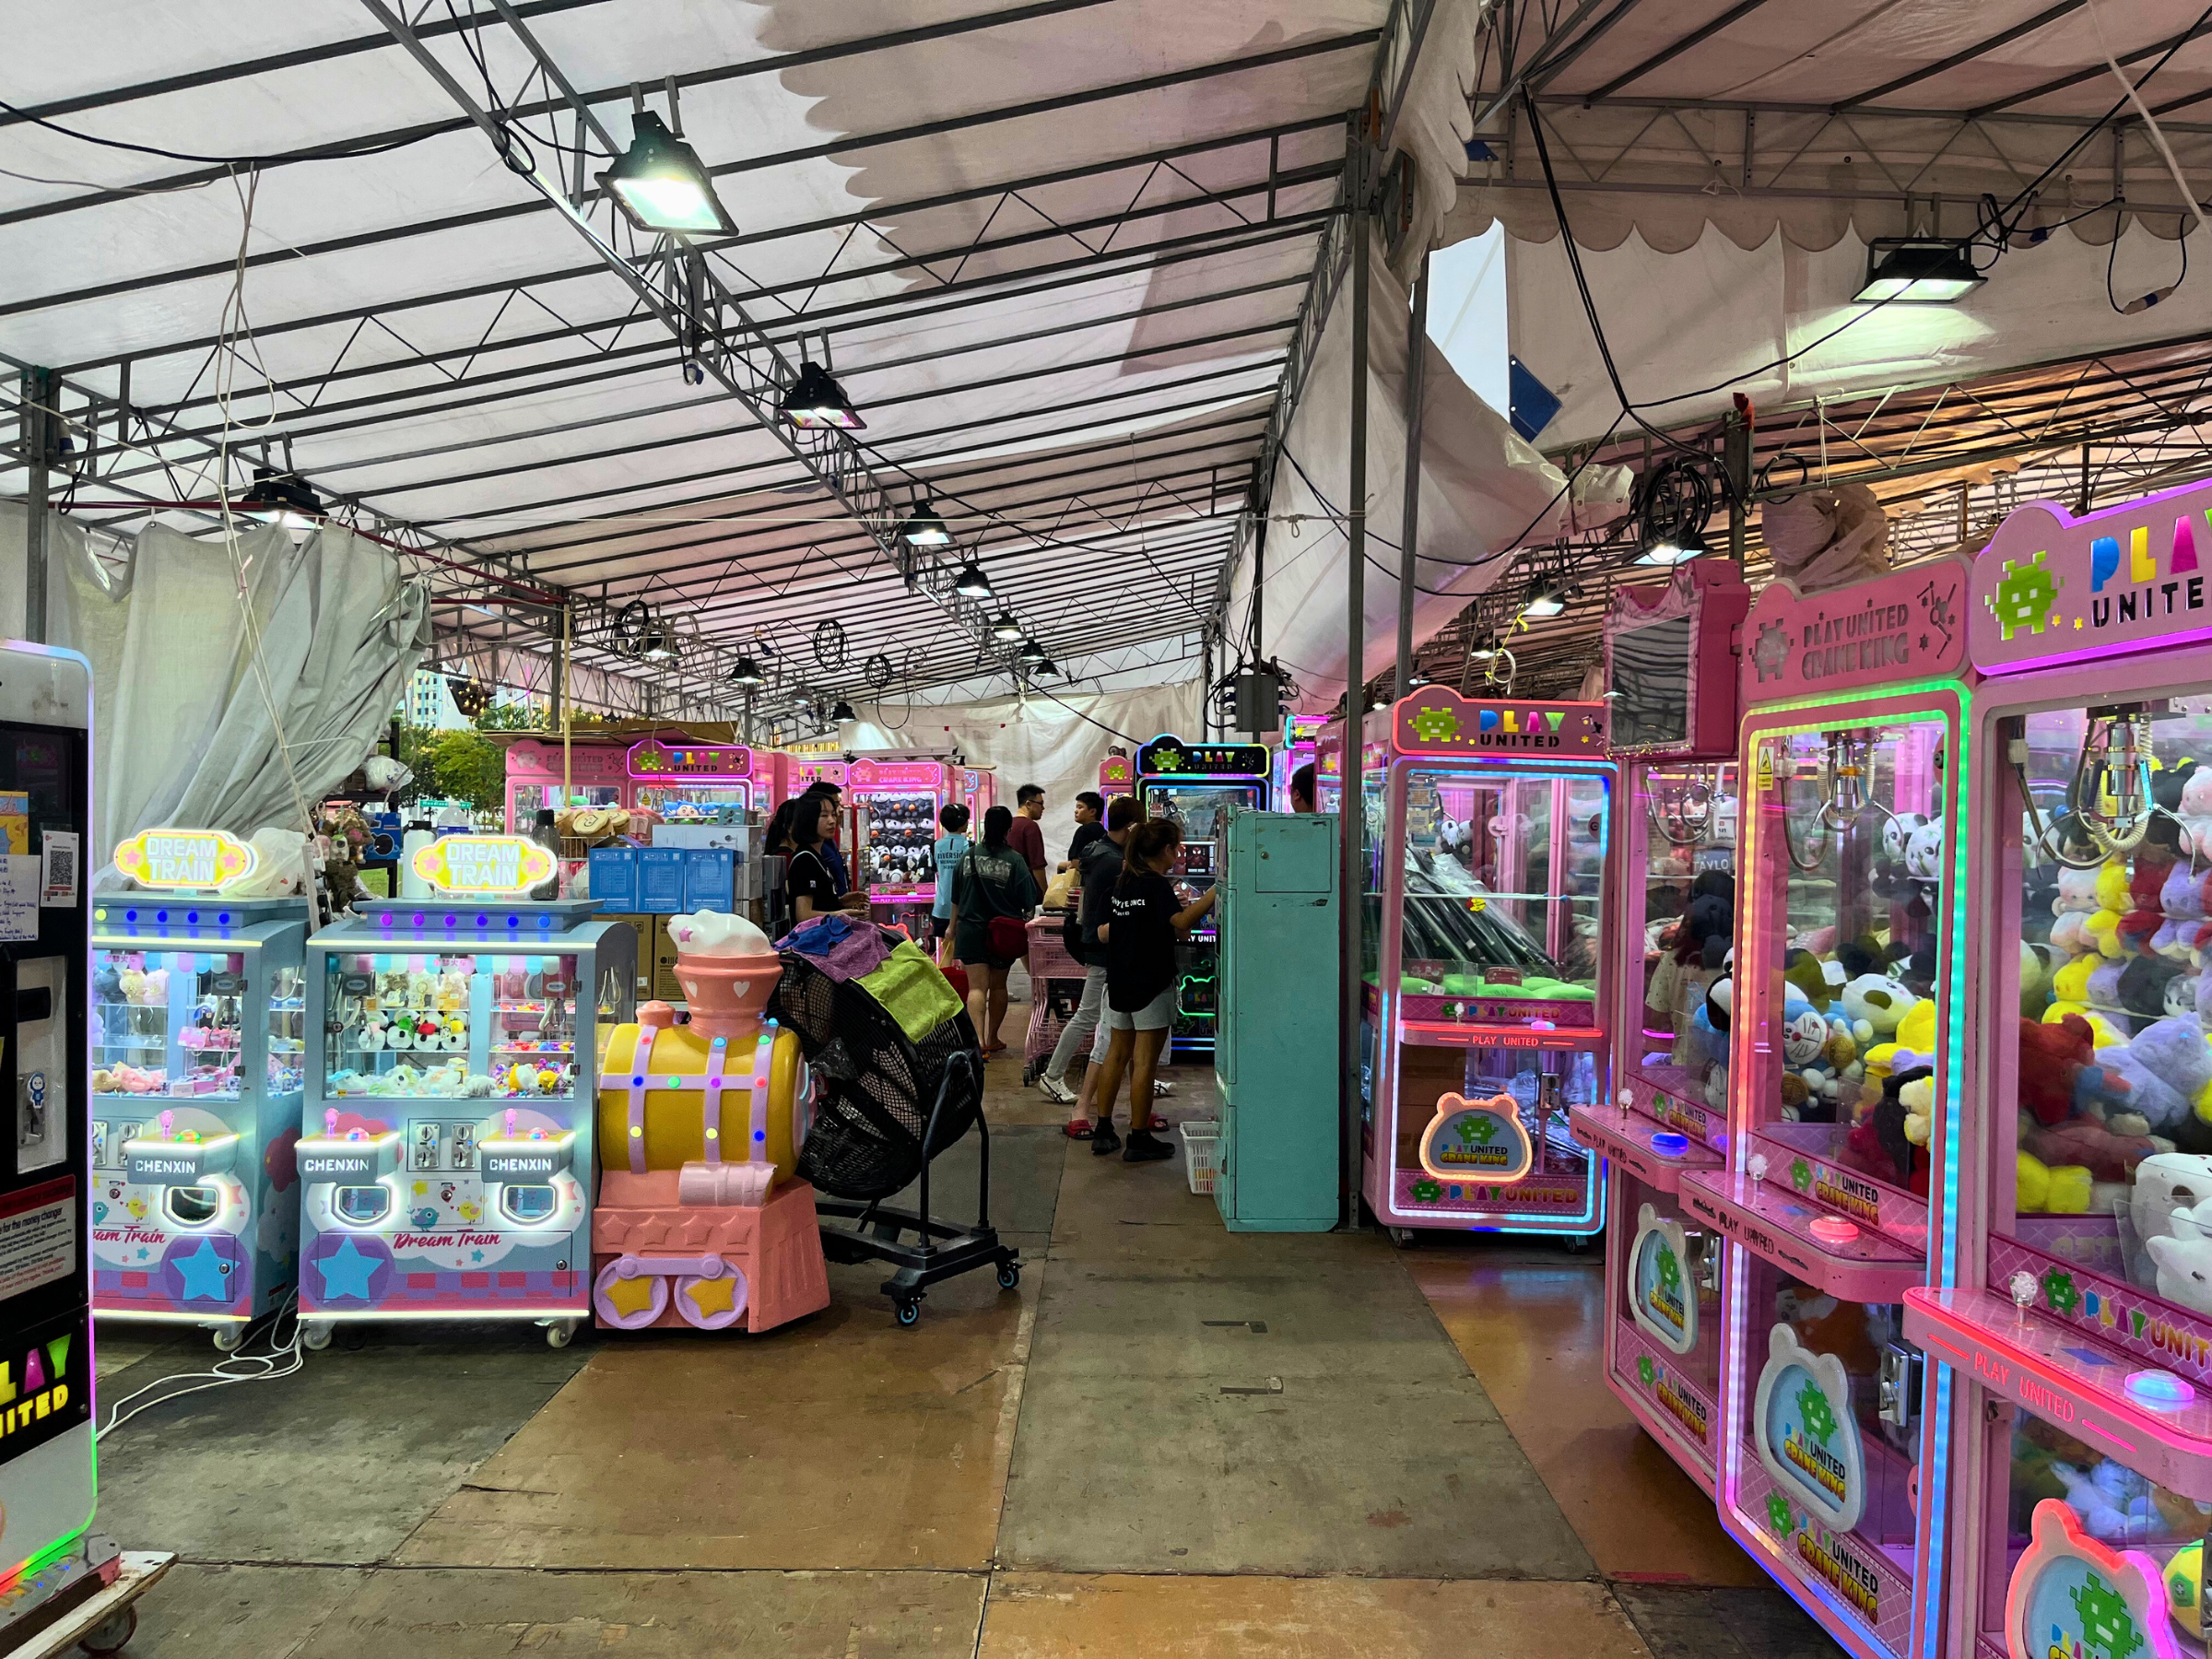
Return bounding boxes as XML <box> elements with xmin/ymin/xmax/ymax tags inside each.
<box><xmin>503</xmin><ymin>738</ymin><xmax>629</xmax><ymax>831</ymax></box>
<box><xmin>1354</xmin><ymin>687</ymin><xmax>1615</xmax><ymax>1238</ymax></box>
<box><xmin>849</xmin><ymin>757</ymin><xmax>952</xmax><ymax>938</ymax></box>
<box><xmin>1099</xmin><ymin>752</ymin><xmax>1135</xmax><ymax>801</ymax></box>
<box><xmin>627</xmin><ymin>735</ymin><xmax>763</xmax><ymax>819</ymax></box>
<box><xmin>1905</xmin><ymin>480</ymin><xmax>2212</xmax><ymax>1659</ymax></box>
<box><xmin>1573</xmin><ymin>559</ymin><xmax>1751</xmax><ymax>1493</ymax></box>
<box><xmin>1684</xmin><ymin>556</ymin><xmax>1975</xmax><ymax>1659</ymax></box>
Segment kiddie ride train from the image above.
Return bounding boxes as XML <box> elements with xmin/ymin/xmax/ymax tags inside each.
<box><xmin>589</xmin><ymin>910</ymin><xmax>830</xmax><ymax>1334</ymax></box>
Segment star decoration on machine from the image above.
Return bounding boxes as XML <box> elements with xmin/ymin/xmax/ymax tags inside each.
<box><xmin>685</xmin><ymin>1275</ymin><xmax>738</xmax><ymax>1320</ymax></box>
<box><xmin>602</xmin><ymin>1272</ymin><xmax>659</xmax><ymax>1320</ymax></box>
<box><xmin>170</xmin><ymin>1238</ymin><xmax>232</xmax><ymax>1302</ymax></box>
<box><xmin>317</xmin><ymin>1237</ymin><xmax>381</xmax><ymax>1301</ymax></box>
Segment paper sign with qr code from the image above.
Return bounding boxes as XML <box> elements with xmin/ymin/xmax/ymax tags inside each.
<box><xmin>41</xmin><ymin>831</ymin><xmax>78</xmax><ymax>908</ymax></box>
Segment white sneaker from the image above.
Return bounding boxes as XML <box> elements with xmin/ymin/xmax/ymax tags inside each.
<box><xmin>1152</xmin><ymin>1078</ymin><xmax>1175</xmax><ymax>1097</ymax></box>
<box><xmin>1038</xmin><ymin>1074</ymin><xmax>1077</xmax><ymax>1104</ymax></box>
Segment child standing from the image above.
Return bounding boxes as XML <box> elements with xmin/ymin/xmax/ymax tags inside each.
<box><xmin>1091</xmin><ymin>818</ymin><xmax>1214</xmax><ymax>1161</ymax></box>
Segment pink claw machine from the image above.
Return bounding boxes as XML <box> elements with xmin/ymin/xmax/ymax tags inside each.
<box><xmin>1098</xmin><ymin>751</ymin><xmax>1135</xmax><ymax>802</ymax></box>
<box><xmin>1906</xmin><ymin>480</ymin><xmax>2212</xmax><ymax>1659</ymax></box>
<box><xmin>1571</xmin><ymin>559</ymin><xmax>1751</xmax><ymax>1491</ymax></box>
<box><xmin>626</xmin><ymin>735</ymin><xmax>771</xmax><ymax>820</ymax></box>
<box><xmin>849</xmin><ymin>757</ymin><xmax>955</xmax><ymax>938</ymax></box>
<box><xmin>503</xmin><ymin>738</ymin><xmax>629</xmax><ymax>832</ymax></box>
<box><xmin>1345</xmin><ymin>686</ymin><xmax>1615</xmax><ymax>1241</ymax></box>
<box><xmin>1679</xmin><ymin>556</ymin><xmax>1975</xmax><ymax>1659</ymax></box>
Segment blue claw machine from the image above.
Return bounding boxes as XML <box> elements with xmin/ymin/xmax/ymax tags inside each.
<box><xmin>89</xmin><ymin>828</ymin><xmax>308</xmax><ymax>1350</ymax></box>
<box><xmin>0</xmin><ymin>645</ymin><xmax>100</xmax><ymax>1634</ymax></box>
<box><xmin>1213</xmin><ymin>808</ymin><xmax>1339</xmax><ymax>1230</ymax></box>
<box><xmin>1135</xmin><ymin>735</ymin><xmax>1271</xmax><ymax>1058</ymax></box>
<box><xmin>295</xmin><ymin>834</ymin><xmax>634</xmax><ymax>1350</ymax></box>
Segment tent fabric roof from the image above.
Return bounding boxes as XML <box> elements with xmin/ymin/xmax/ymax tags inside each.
<box><xmin>1452</xmin><ymin>0</ymin><xmax>2212</xmax><ymax>254</ymax></box>
<box><xmin>0</xmin><ymin>0</ymin><xmax>1479</xmax><ymax>723</ymax></box>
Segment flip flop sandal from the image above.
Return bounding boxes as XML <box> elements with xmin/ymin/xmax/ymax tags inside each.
<box><xmin>1062</xmin><ymin>1118</ymin><xmax>1093</xmax><ymax>1138</ymax></box>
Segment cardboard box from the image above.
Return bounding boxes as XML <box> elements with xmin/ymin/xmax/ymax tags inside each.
<box><xmin>682</xmin><ymin>848</ymin><xmax>735</xmax><ymax>912</ymax></box>
<box><xmin>637</xmin><ymin>848</ymin><xmax>688</xmax><ymax>914</ymax></box>
<box><xmin>588</xmin><ymin>846</ymin><xmax>639</xmax><ymax>910</ymax></box>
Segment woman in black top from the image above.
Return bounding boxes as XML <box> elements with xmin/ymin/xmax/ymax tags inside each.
<box><xmin>1089</xmin><ymin>818</ymin><xmax>1214</xmax><ymax>1161</ymax></box>
<box><xmin>948</xmin><ymin>805</ymin><xmax>1040</xmax><ymax>1053</ymax></box>
<box><xmin>767</xmin><ymin>794</ymin><xmax>861</xmax><ymax>928</ymax></box>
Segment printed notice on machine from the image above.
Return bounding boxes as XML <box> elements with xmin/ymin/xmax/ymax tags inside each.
<box><xmin>0</xmin><ymin>853</ymin><xmax>39</xmax><ymax>939</ymax></box>
<box><xmin>0</xmin><ymin>1176</ymin><xmax>76</xmax><ymax>1301</ymax></box>
<box><xmin>41</xmin><ymin>830</ymin><xmax>78</xmax><ymax>907</ymax></box>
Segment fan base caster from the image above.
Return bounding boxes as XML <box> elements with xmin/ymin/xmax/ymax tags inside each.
<box><xmin>300</xmin><ymin>1321</ymin><xmax>333</xmax><ymax>1351</ymax></box>
<box><xmin>995</xmin><ymin>1261</ymin><xmax>1021</xmax><ymax>1289</ymax></box>
<box><xmin>543</xmin><ymin>1319</ymin><xmax>578</xmax><ymax>1348</ymax></box>
<box><xmin>893</xmin><ymin>1296</ymin><xmax>923</xmax><ymax>1327</ymax></box>
<box><xmin>208</xmin><ymin>1324</ymin><xmax>245</xmax><ymax>1353</ymax></box>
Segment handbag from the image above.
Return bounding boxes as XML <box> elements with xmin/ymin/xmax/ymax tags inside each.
<box><xmin>962</xmin><ymin>851</ymin><xmax>1030</xmax><ymax>959</ymax></box>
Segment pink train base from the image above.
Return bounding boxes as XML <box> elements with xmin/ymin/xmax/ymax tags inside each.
<box><xmin>592</xmin><ymin>1174</ymin><xmax>830</xmax><ymax>1334</ymax></box>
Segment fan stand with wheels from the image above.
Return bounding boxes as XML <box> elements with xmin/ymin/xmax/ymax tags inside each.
<box><xmin>771</xmin><ymin>953</ymin><xmax>1019</xmax><ymax>1326</ymax></box>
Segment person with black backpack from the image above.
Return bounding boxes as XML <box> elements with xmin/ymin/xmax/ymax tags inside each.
<box><xmin>1038</xmin><ymin>794</ymin><xmax>1140</xmax><ymax>1106</ymax></box>
<box><xmin>947</xmin><ymin>805</ymin><xmax>1040</xmax><ymax>1054</ymax></box>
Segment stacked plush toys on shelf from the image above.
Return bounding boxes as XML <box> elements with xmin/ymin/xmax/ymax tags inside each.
<box><xmin>590</xmin><ymin>910</ymin><xmax>830</xmax><ymax>1333</ymax></box>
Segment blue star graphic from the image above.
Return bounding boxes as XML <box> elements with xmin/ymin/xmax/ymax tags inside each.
<box><xmin>135</xmin><ymin>1247</ymin><xmax>149</xmax><ymax>1260</ymax></box>
<box><xmin>171</xmin><ymin>1239</ymin><xmax>231</xmax><ymax>1301</ymax></box>
<box><xmin>316</xmin><ymin>1237</ymin><xmax>381</xmax><ymax>1301</ymax></box>
<box><xmin>471</xmin><ymin>1250</ymin><xmax>484</xmax><ymax>1262</ymax></box>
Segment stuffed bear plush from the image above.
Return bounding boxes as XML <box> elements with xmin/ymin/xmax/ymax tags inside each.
<box><xmin>2149</xmin><ymin>758</ymin><xmax>2198</xmax><ymax>859</ymax></box>
<box><xmin>2018</xmin><ymin>1148</ymin><xmax>2096</xmax><ymax>1214</ymax></box>
<box><xmin>1783</xmin><ymin>947</ymin><xmax>1844</xmax><ymax>1011</ymax></box>
<box><xmin>2154</xmin><ymin>862</ymin><xmax>2206</xmax><ymax>961</ymax></box>
<box><xmin>2018</xmin><ymin>1015</ymin><xmax>2136</xmax><ymax>1129</ymax></box>
<box><xmin>2097</xmin><ymin>1016</ymin><xmax>2212</xmax><ymax>1134</ymax></box>
<box><xmin>2117</xmin><ymin>855</ymin><xmax>2173</xmax><ymax>958</ymax></box>
<box><xmin>2181</xmin><ymin>764</ymin><xmax>2212</xmax><ymax>859</ymax></box>
<box><xmin>2020</xmin><ymin>1109</ymin><xmax>2170</xmax><ymax>1183</ymax></box>
<box><xmin>1844</xmin><ymin>1063</ymin><xmax>1934</xmax><ymax>1193</ymax></box>
<box><xmin>2119</xmin><ymin>956</ymin><xmax>2184</xmax><ymax>1025</ymax></box>
<box><xmin>1841</xmin><ymin>972</ymin><xmax>1912</xmax><ymax>1039</ymax></box>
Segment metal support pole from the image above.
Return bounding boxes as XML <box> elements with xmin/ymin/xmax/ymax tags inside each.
<box><xmin>19</xmin><ymin>367</ymin><xmax>53</xmax><ymax>642</ymax></box>
<box><xmin>1724</xmin><ymin>407</ymin><xmax>1752</xmax><ymax>566</ymax></box>
<box><xmin>554</xmin><ymin>603</ymin><xmax>570</xmax><ymax>806</ymax></box>
<box><xmin>1202</xmin><ymin>627</ymin><xmax>1214</xmax><ymax>736</ymax></box>
<box><xmin>1394</xmin><ymin>252</ymin><xmax>1429</xmax><ymax>695</ymax></box>
<box><xmin>1340</xmin><ymin>202</ymin><xmax>1371</xmax><ymax>1229</ymax></box>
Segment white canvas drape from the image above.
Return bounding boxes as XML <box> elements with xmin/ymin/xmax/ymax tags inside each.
<box><xmin>0</xmin><ymin>505</ymin><xmax>430</xmax><ymax>857</ymax></box>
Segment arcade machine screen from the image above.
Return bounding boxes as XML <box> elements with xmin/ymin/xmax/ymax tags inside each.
<box><xmin>1152</xmin><ymin>783</ymin><xmax>1257</xmax><ymax>882</ymax></box>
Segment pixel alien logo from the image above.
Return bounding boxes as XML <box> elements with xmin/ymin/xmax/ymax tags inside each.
<box><xmin>1458</xmin><ymin>1115</ymin><xmax>1498</xmax><ymax>1146</ymax></box>
<box><xmin>1796</xmin><ymin>1377</ymin><xmax>1840</xmax><ymax>1445</ymax></box>
<box><xmin>1149</xmin><ymin>746</ymin><xmax>1185</xmax><ymax>773</ymax></box>
<box><xmin>1752</xmin><ymin>618</ymin><xmax>1791</xmax><ymax>682</ymax></box>
<box><xmin>2071</xmin><ymin>1573</ymin><xmax>2146</xmax><ymax>1659</ymax></box>
<box><xmin>1987</xmin><ymin>548</ymin><xmax>2062</xmax><ymax>640</ymax></box>
<box><xmin>1409</xmin><ymin>705</ymin><xmax>1461</xmax><ymax>744</ymax></box>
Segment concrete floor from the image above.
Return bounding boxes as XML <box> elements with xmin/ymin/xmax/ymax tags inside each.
<box><xmin>88</xmin><ymin>990</ymin><xmax>1842</xmax><ymax>1658</ymax></box>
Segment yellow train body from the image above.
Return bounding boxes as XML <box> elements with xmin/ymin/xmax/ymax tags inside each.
<box><xmin>595</xmin><ymin>1021</ymin><xmax>807</xmax><ymax>1182</ymax></box>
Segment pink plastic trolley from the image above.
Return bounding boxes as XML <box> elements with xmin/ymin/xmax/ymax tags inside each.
<box><xmin>1572</xmin><ymin>559</ymin><xmax>1750</xmax><ymax>1493</ymax></box>
<box><xmin>1908</xmin><ymin>480</ymin><xmax>2212</xmax><ymax>1659</ymax></box>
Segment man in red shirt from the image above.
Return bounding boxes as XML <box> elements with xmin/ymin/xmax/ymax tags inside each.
<box><xmin>1008</xmin><ymin>783</ymin><xmax>1048</xmax><ymax>894</ymax></box>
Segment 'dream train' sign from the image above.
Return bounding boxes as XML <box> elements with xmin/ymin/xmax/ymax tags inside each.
<box><xmin>1971</xmin><ymin>478</ymin><xmax>2212</xmax><ymax>672</ymax></box>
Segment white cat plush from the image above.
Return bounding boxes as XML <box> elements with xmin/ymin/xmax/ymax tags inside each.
<box><xmin>2147</xmin><ymin>1217</ymin><xmax>2212</xmax><ymax>1315</ymax></box>
<box><xmin>668</xmin><ymin>910</ymin><xmax>774</xmax><ymax>957</ymax></box>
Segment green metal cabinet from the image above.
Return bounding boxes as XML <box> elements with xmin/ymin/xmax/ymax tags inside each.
<box><xmin>1213</xmin><ymin>810</ymin><xmax>1339</xmax><ymax>1230</ymax></box>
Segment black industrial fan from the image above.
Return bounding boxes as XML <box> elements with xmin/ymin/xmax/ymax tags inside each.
<box><xmin>770</xmin><ymin>943</ymin><xmax>1018</xmax><ymax>1325</ymax></box>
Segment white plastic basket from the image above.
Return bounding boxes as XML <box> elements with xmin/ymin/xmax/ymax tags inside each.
<box><xmin>1179</xmin><ymin>1120</ymin><xmax>1222</xmax><ymax>1195</ymax></box>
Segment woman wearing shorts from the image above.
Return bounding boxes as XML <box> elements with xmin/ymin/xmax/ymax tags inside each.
<box><xmin>1091</xmin><ymin>818</ymin><xmax>1214</xmax><ymax>1161</ymax></box>
<box><xmin>948</xmin><ymin>805</ymin><xmax>1038</xmax><ymax>1054</ymax></box>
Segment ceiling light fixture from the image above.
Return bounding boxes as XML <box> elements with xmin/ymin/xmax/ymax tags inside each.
<box><xmin>900</xmin><ymin>500</ymin><xmax>951</xmax><ymax>547</ymax></box>
<box><xmin>1635</xmin><ymin>525</ymin><xmax>1709</xmax><ymax>566</ymax></box>
<box><xmin>779</xmin><ymin>359</ymin><xmax>864</xmax><ymax>429</ymax></box>
<box><xmin>830</xmin><ymin>698</ymin><xmax>856</xmax><ymax>722</ymax></box>
<box><xmin>239</xmin><ymin>465</ymin><xmax>324</xmax><ymax>524</ymax></box>
<box><xmin>1016</xmin><ymin>636</ymin><xmax>1049</xmax><ymax>666</ymax></box>
<box><xmin>596</xmin><ymin>112</ymin><xmax>735</xmax><ymax>236</ymax></box>
<box><xmin>1854</xmin><ymin>239</ymin><xmax>1984</xmax><ymax>304</ymax></box>
<box><xmin>1521</xmin><ymin>583</ymin><xmax>1567</xmax><ymax>619</ymax></box>
<box><xmin>952</xmin><ymin>559</ymin><xmax>994</xmax><ymax>599</ymax></box>
<box><xmin>727</xmin><ymin>654</ymin><xmax>767</xmax><ymax>687</ymax></box>
<box><xmin>991</xmin><ymin>610</ymin><xmax>1022</xmax><ymax>641</ymax></box>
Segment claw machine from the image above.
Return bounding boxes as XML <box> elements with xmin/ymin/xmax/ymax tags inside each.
<box><xmin>295</xmin><ymin>833</ymin><xmax>635</xmax><ymax>1349</ymax></box>
<box><xmin>503</xmin><ymin>737</ymin><xmax>629</xmax><ymax>832</ymax></box>
<box><xmin>626</xmin><ymin>735</ymin><xmax>770</xmax><ymax>820</ymax></box>
<box><xmin>1679</xmin><ymin>556</ymin><xmax>1975</xmax><ymax>1659</ymax></box>
<box><xmin>1903</xmin><ymin>481</ymin><xmax>2212</xmax><ymax>1659</ymax></box>
<box><xmin>1273</xmin><ymin>712</ymin><xmax>1324</xmax><ymax>804</ymax></box>
<box><xmin>1352</xmin><ymin>686</ymin><xmax>1613</xmax><ymax>1239</ymax></box>
<box><xmin>849</xmin><ymin>757</ymin><xmax>953</xmax><ymax>937</ymax></box>
<box><xmin>90</xmin><ymin>829</ymin><xmax>307</xmax><ymax>1349</ymax></box>
<box><xmin>1571</xmin><ymin>559</ymin><xmax>1751</xmax><ymax>1491</ymax></box>
<box><xmin>1099</xmin><ymin>751</ymin><xmax>1134</xmax><ymax>803</ymax></box>
<box><xmin>0</xmin><ymin>646</ymin><xmax>97</xmax><ymax>1631</ymax></box>
<box><xmin>1136</xmin><ymin>735</ymin><xmax>1270</xmax><ymax>1059</ymax></box>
